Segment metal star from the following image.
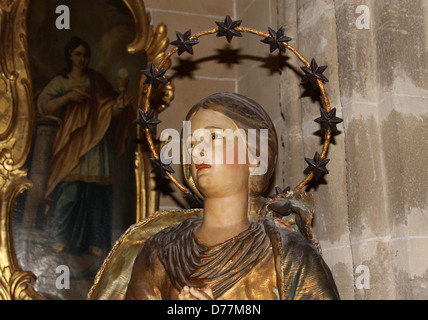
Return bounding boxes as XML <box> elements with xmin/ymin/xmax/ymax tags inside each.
<box><xmin>304</xmin><ymin>152</ymin><xmax>330</xmax><ymax>181</ymax></box>
<box><xmin>269</xmin><ymin>185</ymin><xmax>291</xmax><ymax>198</ymax></box>
<box><xmin>261</xmin><ymin>27</ymin><xmax>292</xmax><ymax>53</ymax></box>
<box><xmin>170</xmin><ymin>29</ymin><xmax>199</xmax><ymax>56</ymax></box>
<box><xmin>134</xmin><ymin>108</ymin><xmax>161</xmax><ymax>133</ymax></box>
<box><xmin>141</xmin><ymin>63</ymin><xmax>168</xmax><ymax>90</ymax></box>
<box><xmin>215</xmin><ymin>15</ymin><xmax>243</xmax><ymax>43</ymax></box>
<box><xmin>150</xmin><ymin>157</ymin><xmax>175</xmax><ymax>180</ymax></box>
<box><xmin>184</xmin><ymin>190</ymin><xmax>204</xmax><ymax>208</ymax></box>
<box><xmin>314</xmin><ymin>108</ymin><xmax>343</xmax><ymax>135</ymax></box>
<box><xmin>300</xmin><ymin>58</ymin><xmax>328</xmax><ymax>89</ymax></box>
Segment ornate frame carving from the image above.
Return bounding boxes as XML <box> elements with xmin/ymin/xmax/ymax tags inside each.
<box><xmin>0</xmin><ymin>0</ymin><xmax>172</xmax><ymax>299</ymax></box>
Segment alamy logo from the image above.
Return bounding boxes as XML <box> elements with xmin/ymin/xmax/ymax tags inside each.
<box><xmin>55</xmin><ymin>5</ymin><xmax>70</xmax><ymax>30</ymax></box>
<box><xmin>355</xmin><ymin>5</ymin><xmax>370</xmax><ymax>30</ymax></box>
<box><xmin>56</xmin><ymin>265</ymin><xmax>70</xmax><ymax>290</ymax></box>
<box><xmin>159</xmin><ymin>121</ymin><xmax>269</xmax><ymax>175</ymax></box>
<box><xmin>355</xmin><ymin>265</ymin><xmax>370</xmax><ymax>290</ymax></box>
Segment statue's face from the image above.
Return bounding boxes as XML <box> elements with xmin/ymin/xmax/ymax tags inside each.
<box><xmin>70</xmin><ymin>44</ymin><xmax>90</xmax><ymax>71</ymax></box>
<box><xmin>188</xmin><ymin>108</ymin><xmax>252</xmax><ymax>198</ymax></box>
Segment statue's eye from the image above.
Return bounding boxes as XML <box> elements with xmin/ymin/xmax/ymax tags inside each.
<box><xmin>211</xmin><ymin>133</ymin><xmax>221</xmax><ymax>140</ymax></box>
<box><xmin>185</xmin><ymin>138</ymin><xmax>194</xmax><ymax>150</ymax></box>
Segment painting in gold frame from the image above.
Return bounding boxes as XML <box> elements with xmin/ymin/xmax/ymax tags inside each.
<box><xmin>0</xmin><ymin>0</ymin><xmax>172</xmax><ymax>300</ymax></box>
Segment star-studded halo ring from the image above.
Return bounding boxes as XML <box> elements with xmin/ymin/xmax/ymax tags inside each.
<box><xmin>135</xmin><ymin>15</ymin><xmax>343</xmax><ymax>203</ymax></box>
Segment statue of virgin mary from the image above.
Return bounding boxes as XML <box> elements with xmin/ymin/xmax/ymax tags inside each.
<box><xmin>88</xmin><ymin>92</ymin><xmax>339</xmax><ymax>300</ymax></box>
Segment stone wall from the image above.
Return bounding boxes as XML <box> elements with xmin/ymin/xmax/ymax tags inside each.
<box><xmin>277</xmin><ymin>0</ymin><xmax>428</xmax><ymax>299</ymax></box>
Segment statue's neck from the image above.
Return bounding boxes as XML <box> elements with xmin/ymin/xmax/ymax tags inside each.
<box><xmin>196</xmin><ymin>190</ymin><xmax>251</xmax><ymax>246</ymax></box>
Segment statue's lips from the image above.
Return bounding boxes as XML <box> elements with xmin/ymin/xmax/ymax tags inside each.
<box><xmin>196</xmin><ymin>163</ymin><xmax>211</xmax><ymax>171</ymax></box>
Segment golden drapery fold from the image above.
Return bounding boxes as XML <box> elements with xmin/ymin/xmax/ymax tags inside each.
<box><xmin>151</xmin><ymin>216</ymin><xmax>271</xmax><ymax>299</ymax></box>
<box><xmin>88</xmin><ymin>210</ymin><xmax>340</xmax><ymax>300</ymax></box>
<box><xmin>44</xmin><ymin>71</ymin><xmax>134</xmax><ymax>200</ymax></box>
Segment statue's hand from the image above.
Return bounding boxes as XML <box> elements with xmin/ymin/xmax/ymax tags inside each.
<box><xmin>178</xmin><ymin>286</ymin><xmax>213</xmax><ymax>300</ymax></box>
<box><xmin>261</xmin><ymin>190</ymin><xmax>316</xmax><ymax>243</ymax></box>
<box><xmin>266</xmin><ymin>190</ymin><xmax>315</xmax><ymax>219</ymax></box>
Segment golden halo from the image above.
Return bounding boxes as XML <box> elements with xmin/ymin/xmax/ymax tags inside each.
<box><xmin>138</xmin><ymin>16</ymin><xmax>339</xmax><ymax>200</ymax></box>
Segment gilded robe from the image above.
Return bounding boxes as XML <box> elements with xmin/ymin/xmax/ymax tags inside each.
<box><xmin>124</xmin><ymin>215</ymin><xmax>339</xmax><ymax>300</ymax></box>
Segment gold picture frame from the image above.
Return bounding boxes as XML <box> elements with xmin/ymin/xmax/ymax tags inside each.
<box><xmin>0</xmin><ymin>0</ymin><xmax>173</xmax><ymax>300</ymax></box>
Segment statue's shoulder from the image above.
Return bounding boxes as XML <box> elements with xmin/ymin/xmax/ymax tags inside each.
<box><xmin>262</xmin><ymin>216</ymin><xmax>320</xmax><ymax>256</ymax></box>
<box><xmin>88</xmin><ymin>209</ymin><xmax>203</xmax><ymax>300</ymax></box>
<box><xmin>124</xmin><ymin>209</ymin><xmax>202</xmax><ymax>244</ymax></box>
<box><xmin>143</xmin><ymin>212</ymin><xmax>202</xmax><ymax>246</ymax></box>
